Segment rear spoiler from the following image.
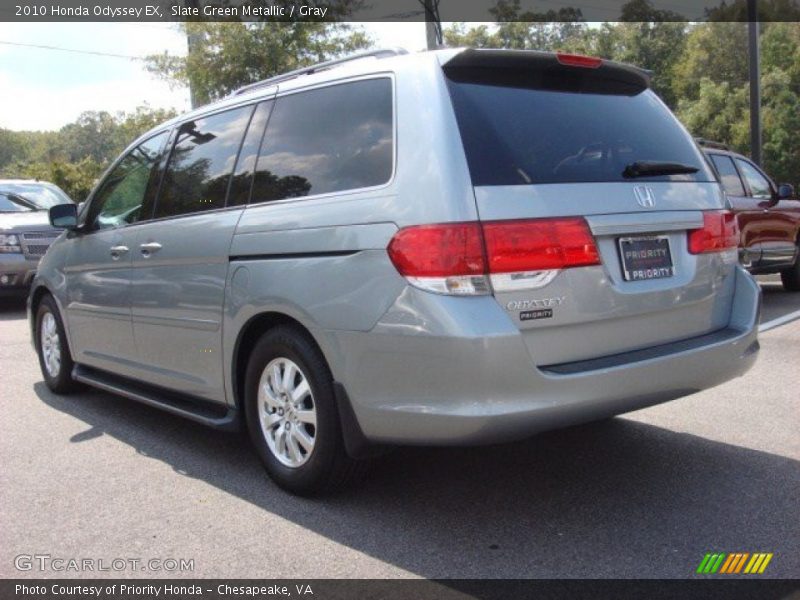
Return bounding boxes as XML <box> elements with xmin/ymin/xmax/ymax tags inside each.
<box><xmin>442</xmin><ymin>48</ymin><xmax>651</xmax><ymax>96</ymax></box>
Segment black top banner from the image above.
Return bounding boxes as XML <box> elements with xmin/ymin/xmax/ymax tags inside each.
<box><xmin>2</xmin><ymin>0</ymin><xmax>800</xmax><ymax>22</ymax></box>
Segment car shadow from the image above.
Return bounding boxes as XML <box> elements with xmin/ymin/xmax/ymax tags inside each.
<box><xmin>0</xmin><ymin>298</ymin><xmax>26</xmax><ymax>321</ymax></box>
<box><xmin>33</xmin><ymin>382</ymin><xmax>799</xmax><ymax>579</ymax></box>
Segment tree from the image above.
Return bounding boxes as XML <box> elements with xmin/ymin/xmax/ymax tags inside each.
<box><xmin>146</xmin><ymin>22</ymin><xmax>371</xmax><ymax>105</ymax></box>
<box><xmin>19</xmin><ymin>157</ymin><xmax>105</xmax><ymax>202</ymax></box>
<box><xmin>116</xmin><ymin>105</ymin><xmax>180</xmax><ymax>152</ymax></box>
<box><xmin>676</xmin><ymin>23</ymin><xmax>800</xmax><ymax>188</ymax></box>
<box><xmin>445</xmin><ymin>0</ymin><xmax>590</xmax><ymax>53</ymax></box>
<box><xmin>0</xmin><ymin>130</ymin><xmax>30</xmax><ymax>169</ymax></box>
<box><xmin>56</xmin><ymin>111</ymin><xmax>119</xmax><ymax>164</ymax></box>
<box><xmin>594</xmin><ymin>21</ymin><xmax>688</xmax><ymax>107</ymax></box>
<box><xmin>676</xmin><ymin>78</ymin><xmax>751</xmax><ymax>151</ymax></box>
<box><xmin>0</xmin><ymin>105</ymin><xmax>178</xmax><ymax>201</ymax></box>
<box><xmin>705</xmin><ymin>0</ymin><xmax>800</xmax><ymax>21</ymax></box>
<box><xmin>672</xmin><ymin>22</ymin><xmax>749</xmax><ymax>102</ymax></box>
<box><xmin>619</xmin><ymin>0</ymin><xmax>685</xmax><ymax>21</ymax></box>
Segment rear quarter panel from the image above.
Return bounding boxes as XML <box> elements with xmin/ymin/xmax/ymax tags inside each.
<box><xmin>221</xmin><ymin>60</ymin><xmax>479</xmax><ymax>405</ymax></box>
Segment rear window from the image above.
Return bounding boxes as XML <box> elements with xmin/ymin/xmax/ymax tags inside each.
<box><xmin>445</xmin><ymin>67</ymin><xmax>715</xmax><ymax>186</ymax></box>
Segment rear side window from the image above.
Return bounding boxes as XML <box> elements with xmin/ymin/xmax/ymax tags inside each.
<box><xmin>252</xmin><ymin>78</ymin><xmax>393</xmax><ymax>202</ymax></box>
<box><xmin>445</xmin><ymin>68</ymin><xmax>714</xmax><ymax>186</ymax></box>
<box><xmin>709</xmin><ymin>154</ymin><xmax>746</xmax><ymax>196</ymax></box>
<box><xmin>155</xmin><ymin>105</ymin><xmax>253</xmax><ymax>219</ymax></box>
<box><xmin>735</xmin><ymin>158</ymin><xmax>773</xmax><ymax>200</ymax></box>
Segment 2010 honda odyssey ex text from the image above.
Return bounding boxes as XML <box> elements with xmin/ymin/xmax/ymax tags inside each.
<box><xmin>30</xmin><ymin>48</ymin><xmax>761</xmax><ymax>494</ymax></box>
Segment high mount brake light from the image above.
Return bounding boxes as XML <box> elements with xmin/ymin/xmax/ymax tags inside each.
<box><xmin>387</xmin><ymin>218</ymin><xmax>601</xmax><ymax>296</ymax></box>
<box><xmin>556</xmin><ymin>53</ymin><xmax>603</xmax><ymax>69</ymax></box>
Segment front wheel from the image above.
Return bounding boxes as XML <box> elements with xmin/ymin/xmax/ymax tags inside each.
<box><xmin>35</xmin><ymin>295</ymin><xmax>78</xmax><ymax>393</ymax></box>
<box><xmin>780</xmin><ymin>246</ymin><xmax>800</xmax><ymax>291</ymax></box>
<box><xmin>244</xmin><ymin>326</ymin><xmax>368</xmax><ymax>495</ymax></box>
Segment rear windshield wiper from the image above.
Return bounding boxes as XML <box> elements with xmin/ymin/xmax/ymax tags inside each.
<box><xmin>622</xmin><ymin>161</ymin><xmax>699</xmax><ymax>179</ymax></box>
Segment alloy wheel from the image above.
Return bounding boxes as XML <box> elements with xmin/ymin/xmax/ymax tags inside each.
<box><xmin>258</xmin><ymin>357</ymin><xmax>317</xmax><ymax>468</ymax></box>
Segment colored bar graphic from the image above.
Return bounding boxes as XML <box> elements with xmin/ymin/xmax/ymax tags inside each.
<box><xmin>697</xmin><ymin>554</ymin><xmax>712</xmax><ymax>574</ymax></box>
<box><xmin>733</xmin><ymin>553</ymin><xmax>749</xmax><ymax>574</ymax></box>
<box><xmin>750</xmin><ymin>554</ymin><xmax>767</xmax><ymax>573</ymax></box>
<box><xmin>697</xmin><ymin>552</ymin><xmax>773</xmax><ymax>575</ymax></box>
<box><xmin>744</xmin><ymin>554</ymin><xmax>759</xmax><ymax>573</ymax></box>
<box><xmin>710</xmin><ymin>554</ymin><xmax>725</xmax><ymax>573</ymax></box>
<box><xmin>758</xmin><ymin>553</ymin><xmax>773</xmax><ymax>573</ymax></box>
<box><xmin>719</xmin><ymin>554</ymin><xmax>736</xmax><ymax>573</ymax></box>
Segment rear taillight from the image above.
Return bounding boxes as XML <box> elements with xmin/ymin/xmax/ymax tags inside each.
<box><xmin>387</xmin><ymin>222</ymin><xmax>489</xmax><ymax>295</ymax></box>
<box><xmin>387</xmin><ymin>218</ymin><xmax>600</xmax><ymax>295</ymax></box>
<box><xmin>482</xmin><ymin>218</ymin><xmax>600</xmax><ymax>272</ymax></box>
<box><xmin>556</xmin><ymin>52</ymin><xmax>603</xmax><ymax>69</ymax></box>
<box><xmin>688</xmin><ymin>211</ymin><xmax>739</xmax><ymax>254</ymax></box>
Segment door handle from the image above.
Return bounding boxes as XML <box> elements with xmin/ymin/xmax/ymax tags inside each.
<box><xmin>109</xmin><ymin>245</ymin><xmax>129</xmax><ymax>260</ymax></box>
<box><xmin>139</xmin><ymin>242</ymin><xmax>162</xmax><ymax>258</ymax></box>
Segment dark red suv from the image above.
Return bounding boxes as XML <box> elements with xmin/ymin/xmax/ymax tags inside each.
<box><xmin>701</xmin><ymin>141</ymin><xmax>800</xmax><ymax>291</ymax></box>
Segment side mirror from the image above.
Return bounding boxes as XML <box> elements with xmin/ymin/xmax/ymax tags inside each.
<box><xmin>49</xmin><ymin>203</ymin><xmax>78</xmax><ymax>229</ymax></box>
<box><xmin>77</xmin><ymin>201</ymin><xmax>85</xmax><ymax>214</ymax></box>
<box><xmin>777</xmin><ymin>183</ymin><xmax>795</xmax><ymax>200</ymax></box>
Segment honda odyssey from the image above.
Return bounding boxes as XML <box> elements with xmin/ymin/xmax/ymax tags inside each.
<box><xmin>29</xmin><ymin>48</ymin><xmax>760</xmax><ymax>494</ymax></box>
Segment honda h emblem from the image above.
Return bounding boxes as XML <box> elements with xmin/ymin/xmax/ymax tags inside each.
<box><xmin>634</xmin><ymin>186</ymin><xmax>656</xmax><ymax>208</ymax></box>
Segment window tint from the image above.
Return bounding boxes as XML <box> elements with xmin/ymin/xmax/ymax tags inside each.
<box><xmin>445</xmin><ymin>68</ymin><xmax>714</xmax><ymax>186</ymax></box>
<box><xmin>736</xmin><ymin>159</ymin><xmax>772</xmax><ymax>199</ymax></box>
<box><xmin>155</xmin><ymin>105</ymin><xmax>253</xmax><ymax>219</ymax></box>
<box><xmin>228</xmin><ymin>101</ymin><xmax>272</xmax><ymax>207</ymax></box>
<box><xmin>91</xmin><ymin>132</ymin><xmax>167</xmax><ymax>230</ymax></box>
<box><xmin>709</xmin><ymin>154</ymin><xmax>746</xmax><ymax>196</ymax></box>
<box><xmin>252</xmin><ymin>78</ymin><xmax>393</xmax><ymax>202</ymax></box>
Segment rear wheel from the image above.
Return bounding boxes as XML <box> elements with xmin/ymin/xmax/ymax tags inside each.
<box><xmin>244</xmin><ymin>325</ymin><xmax>368</xmax><ymax>495</ymax></box>
<box><xmin>35</xmin><ymin>295</ymin><xmax>78</xmax><ymax>393</ymax></box>
<box><xmin>780</xmin><ymin>244</ymin><xmax>800</xmax><ymax>291</ymax></box>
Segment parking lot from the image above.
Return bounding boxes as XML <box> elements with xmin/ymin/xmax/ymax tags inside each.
<box><xmin>0</xmin><ymin>276</ymin><xmax>798</xmax><ymax>580</ymax></box>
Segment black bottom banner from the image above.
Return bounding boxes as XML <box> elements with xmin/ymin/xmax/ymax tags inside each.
<box><xmin>3</xmin><ymin>579</ymin><xmax>799</xmax><ymax>600</ymax></box>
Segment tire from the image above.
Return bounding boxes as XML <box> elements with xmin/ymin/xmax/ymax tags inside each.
<box><xmin>244</xmin><ymin>325</ymin><xmax>368</xmax><ymax>495</ymax></box>
<box><xmin>780</xmin><ymin>246</ymin><xmax>800</xmax><ymax>292</ymax></box>
<box><xmin>35</xmin><ymin>294</ymin><xmax>79</xmax><ymax>394</ymax></box>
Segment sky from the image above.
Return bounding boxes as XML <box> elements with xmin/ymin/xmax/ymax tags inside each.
<box><xmin>0</xmin><ymin>22</ymin><xmax>429</xmax><ymax>131</ymax></box>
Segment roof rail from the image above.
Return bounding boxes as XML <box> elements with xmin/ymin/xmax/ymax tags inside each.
<box><xmin>232</xmin><ymin>48</ymin><xmax>409</xmax><ymax>97</ymax></box>
<box><xmin>695</xmin><ymin>138</ymin><xmax>730</xmax><ymax>151</ymax></box>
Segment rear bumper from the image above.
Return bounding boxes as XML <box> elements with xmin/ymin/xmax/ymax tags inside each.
<box><xmin>323</xmin><ymin>266</ymin><xmax>760</xmax><ymax>446</ymax></box>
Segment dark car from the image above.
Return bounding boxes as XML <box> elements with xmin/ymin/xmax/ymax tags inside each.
<box><xmin>700</xmin><ymin>141</ymin><xmax>800</xmax><ymax>291</ymax></box>
<box><xmin>0</xmin><ymin>180</ymin><xmax>73</xmax><ymax>296</ymax></box>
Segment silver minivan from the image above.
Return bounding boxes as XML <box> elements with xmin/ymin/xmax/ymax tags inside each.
<box><xmin>29</xmin><ymin>48</ymin><xmax>760</xmax><ymax>494</ymax></box>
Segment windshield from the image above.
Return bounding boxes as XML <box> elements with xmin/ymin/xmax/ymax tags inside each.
<box><xmin>0</xmin><ymin>183</ymin><xmax>72</xmax><ymax>209</ymax></box>
<box><xmin>445</xmin><ymin>67</ymin><xmax>715</xmax><ymax>186</ymax></box>
<box><xmin>0</xmin><ymin>192</ymin><xmax>36</xmax><ymax>212</ymax></box>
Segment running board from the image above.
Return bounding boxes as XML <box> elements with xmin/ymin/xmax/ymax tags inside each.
<box><xmin>72</xmin><ymin>365</ymin><xmax>240</xmax><ymax>431</ymax></box>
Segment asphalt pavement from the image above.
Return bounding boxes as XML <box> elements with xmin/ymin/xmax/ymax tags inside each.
<box><xmin>0</xmin><ymin>276</ymin><xmax>798</xmax><ymax>580</ymax></box>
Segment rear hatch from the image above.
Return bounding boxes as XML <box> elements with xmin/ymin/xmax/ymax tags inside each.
<box><xmin>443</xmin><ymin>50</ymin><xmax>737</xmax><ymax>367</ymax></box>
